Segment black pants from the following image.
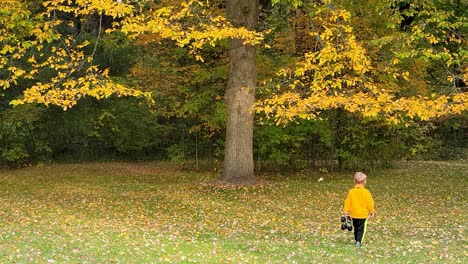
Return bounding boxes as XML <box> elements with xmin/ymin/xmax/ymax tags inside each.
<box><xmin>352</xmin><ymin>218</ymin><xmax>368</xmax><ymax>243</ymax></box>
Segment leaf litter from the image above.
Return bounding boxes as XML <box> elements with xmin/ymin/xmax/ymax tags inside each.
<box><xmin>0</xmin><ymin>161</ymin><xmax>466</xmax><ymax>263</ymax></box>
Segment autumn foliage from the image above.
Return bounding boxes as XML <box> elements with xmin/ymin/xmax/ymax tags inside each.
<box><xmin>1</xmin><ymin>0</ymin><xmax>261</xmax><ymax>109</ymax></box>
<box><xmin>256</xmin><ymin>1</ymin><xmax>467</xmax><ymax>124</ymax></box>
<box><xmin>0</xmin><ymin>0</ymin><xmax>466</xmax><ymax>171</ymax></box>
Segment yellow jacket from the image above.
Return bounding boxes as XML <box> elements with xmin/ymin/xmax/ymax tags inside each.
<box><xmin>344</xmin><ymin>185</ymin><xmax>375</xmax><ymax>219</ymax></box>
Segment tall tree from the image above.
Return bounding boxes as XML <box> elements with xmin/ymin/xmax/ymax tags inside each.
<box><xmin>221</xmin><ymin>0</ymin><xmax>259</xmax><ymax>184</ymax></box>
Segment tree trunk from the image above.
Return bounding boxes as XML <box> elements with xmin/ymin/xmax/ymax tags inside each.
<box><xmin>294</xmin><ymin>8</ymin><xmax>309</xmax><ymax>55</ymax></box>
<box><xmin>220</xmin><ymin>0</ymin><xmax>259</xmax><ymax>185</ymax></box>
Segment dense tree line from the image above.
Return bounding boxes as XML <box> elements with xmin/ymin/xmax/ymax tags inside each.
<box><xmin>0</xmin><ymin>0</ymin><xmax>466</xmax><ymax>173</ymax></box>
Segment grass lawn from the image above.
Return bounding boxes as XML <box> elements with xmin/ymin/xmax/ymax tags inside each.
<box><xmin>0</xmin><ymin>161</ymin><xmax>466</xmax><ymax>263</ymax></box>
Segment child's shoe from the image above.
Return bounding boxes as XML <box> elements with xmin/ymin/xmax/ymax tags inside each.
<box><xmin>355</xmin><ymin>242</ymin><xmax>361</xmax><ymax>247</ymax></box>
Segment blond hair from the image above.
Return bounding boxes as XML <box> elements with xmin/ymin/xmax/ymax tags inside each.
<box><xmin>354</xmin><ymin>172</ymin><xmax>367</xmax><ymax>184</ymax></box>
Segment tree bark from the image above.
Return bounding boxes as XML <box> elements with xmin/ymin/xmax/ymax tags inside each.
<box><xmin>220</xmin><ymin>0</ymin><xmax>259</xmax><ymax>185</ymax></box>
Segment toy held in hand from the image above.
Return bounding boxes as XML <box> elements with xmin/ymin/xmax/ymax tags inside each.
<box><xmin>340</xmin><ymin>215</ymin><xmax>352</xmax><ymax>231</ymax></box>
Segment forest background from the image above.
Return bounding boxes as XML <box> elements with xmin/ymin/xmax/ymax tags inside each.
<box><xmin>0</xmin><ymin>0</ymin><xmax>466</xmax><ymax>173</ymax></box>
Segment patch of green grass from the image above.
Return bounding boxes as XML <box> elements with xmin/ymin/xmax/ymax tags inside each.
<box><xmin>0</xmin><ymin>161</ymin><xmax>466</xmax><ymax>263</ymax></box>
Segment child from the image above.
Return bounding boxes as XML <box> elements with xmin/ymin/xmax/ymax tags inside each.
<box><xmin>344</xmin><ymin>172</ymin><xmax>375</xmax><ymax>247</ymax></box>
